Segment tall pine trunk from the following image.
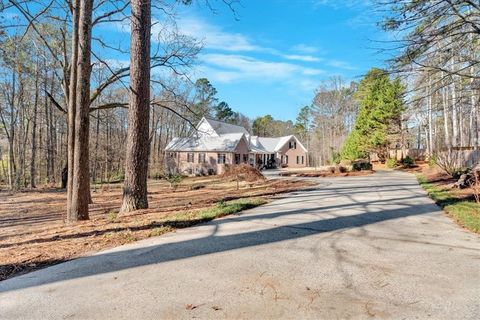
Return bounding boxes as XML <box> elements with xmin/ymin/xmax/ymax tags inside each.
<box><xmin>121</xmin><ymin>0</ymin><xmax>151</xmax><ymax>213</ymax></box>
<box><xmin>67</xmin><ymin>0</ymin><xmax>79</xmax><ymax>219</ymax></box>
<box><xmin>30</xmin><ymin>62</ymin><xmax>39</xmax><ymax>188</ymax></box>
<box><xmin>68</xmin><ymin>0</ymin><xmax>93</xmax><ymax>221</ymax></box>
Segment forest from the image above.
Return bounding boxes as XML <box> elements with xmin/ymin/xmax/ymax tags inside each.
<box><xmin>293</xmin><ymin>1</ymin><xmax>480</xmax><ymax>172</ymax></box>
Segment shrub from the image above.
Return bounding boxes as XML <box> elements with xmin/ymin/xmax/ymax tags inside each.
<box><xmin>165</xmin><ymin>173</ymin><xmax>184</xmax><ymax>190</ymax></box>
<box><xmin>337</xmin><ymin>165</ymin><xmax>348</xmax><ymax>173</ymax></box>
<box><xmin>331</xmin><ymin>151</ymin><xmax>341</xmax><ymax>165</ymax></box>
<box><xmin>352</xmin><ymin>160</ymin><xmax>373</xmax><ymax>171</ymax></box>
<box><xmin>386</xmin><ymin>158</ymin><xmax>397</xmax><ymax>168</ymax></box>
<box><xmin>402</xmin><ymin>156</ymin><xmax>415</xmax><ymax>167</ymax></box>
<box><xmin>341</xmin><ymin>131</ymin><xmax>367</xmax><ymax>161</ymax></box>
<box><xmin>326</xmin><ymin>166</ymin><xmax>335</xmax><ymax>174</ymax></box>
<box><xmin>108</xmin><ymin>210</ymin><xmax>118</xmax><ymax>223</ymax></box>
<box><xmin>149</xmin><ymin>168</ymin><xmax>164</xmax><ymax>180</ymax></box>
<box><xmin>109</xmin><ymin>172</ymin><xmax>125</xmax><ymax>183</ymax></box>
<box><xmin>431</xmin><ymin>151</ymin><xmax>461</xmax><ymax>177</ymax></box>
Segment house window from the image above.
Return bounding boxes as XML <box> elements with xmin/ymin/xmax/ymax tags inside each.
<box><xmin>217</xmin><ymin>153</ymin><xmax>226</xmax><ymax>164</ymax></box>
<box><xmin>302</xmin><ymin>156</ymin><xmax>304</xmax><ymax>164</ymax></box>
<box><xmin>187</xmin><ymin>153</ymin><xmax>194</xmax><ymax>163</ymax></box>
<box><xmin>198</xmin><ymin>153</ymin><xmax>206</xmax><ymax>163</ymax></box>
<box><xmin>169</xmin><ymin>152</ymin><xmax>176</xmax><ymax>158</ymax></box>
<box><xmin>243</xmin><ymin>154</ymin><xmax>249</xmax><ymax>163</ymax></box>
<box><xmin>284</xmin><ymin>155</ymin><xmax>289</xmax><ymax>164</ymax></box>
<box><xmin>289</xmin><ymin>141</ymin><xmax>296</xmax><ymax>149</ymax></box>
<box><xmin>297</xmin><ymin>156</ymin><xmax>300</xmax><ymax>164</ymax></box>
<box><xmin>235</xmin><ymin>154</ymin><xmax>241</xmax><ymax>164</ymax></box>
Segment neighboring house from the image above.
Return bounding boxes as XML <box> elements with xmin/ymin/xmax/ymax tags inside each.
<box><xmin>165</xmin><ymin>117</ymin><xmax>308</xmax><ymax>175</ymax></box>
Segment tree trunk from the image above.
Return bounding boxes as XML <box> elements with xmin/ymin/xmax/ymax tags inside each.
<box><xmin>68</xmin><ymin>0</ymin><xmax>93</xmax><ymax>222</ymax></box>
<box><xmin>451</xmin><ymin>60</ymin><xmax>459</xmax><ymax>147</ymax></box>
<box><xmin>67</xmin><ymin>0</ymin><xmax>79</xmax><ymax>218</ymax></box>
<box><xmin>428</xmin><ymin>77</ymin><xmax>433</xmax><ymax>156</ymax></box>
<box><xmin>30</xmin><ymin>62</ymin><xmax>40</xmax><ymax>188</ymax></box>
<box><xmin>92</xmin><ymin>109</ymin><xmax>100</xmax><ymax>183</ymax></box>
<box><xmin>442</xmin><ymin>77</ymin><xmax>451</xmax><ymax>149</ymax></box>
<box><xmin>121</xmin><ymin>0</ymin><xmax>151</xmax><ymax>213</ymax></box>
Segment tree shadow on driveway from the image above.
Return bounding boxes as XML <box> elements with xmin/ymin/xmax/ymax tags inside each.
<box><xmin>0</xmin><ymin>200</ymin><xmax>445</xmax><ymax>293</ymax></box>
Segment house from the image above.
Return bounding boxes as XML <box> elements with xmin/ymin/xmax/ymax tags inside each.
<box><xmin>165</xmin><ymin>117</ymin><xmax>308</xmax><ymax>175</ymax></box>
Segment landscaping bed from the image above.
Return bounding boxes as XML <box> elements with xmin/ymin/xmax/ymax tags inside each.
<box><xmin>279</xmin><ymin>169</ymin><xmax>375</xmax><ymax>178</ymax></box>
<box><xmin>415</xmin><ymin>164</ymin><xmax>480</xmax><ymax>234</ymax></box>
<box><xmin>0</xmin><ymin>176</ymin><xmax>314</xmax><ymax>281</ymax></box>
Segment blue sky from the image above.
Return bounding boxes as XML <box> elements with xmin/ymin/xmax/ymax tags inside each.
<box><xmin>5</xmin><ymin>0</ymin><xmax>390</xmax><ymax>121</ymax></box>
<box><xmin>168</xmin><ymin>0</ymin><xmax>389</xmax><ymax>121</ymax></box>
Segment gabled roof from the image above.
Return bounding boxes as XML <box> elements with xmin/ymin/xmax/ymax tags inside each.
<box><xmin>250</xmin><ymin>135</ymin><xmax>307</xmax><ymax>153</ymax></box>
<box><xmin>165</xmin><ymin>117</ymin><xmax>308</xmax><ymax>154</ymax></box>
<box><xmin>197</xmin><ymin>117</ymin><xmax>249</xmax><ymax>136</ymax></box>
<box><xmin>165</xmin><ymin>132</ymin><xmax>248</xmax><ymax>152</ymax></box>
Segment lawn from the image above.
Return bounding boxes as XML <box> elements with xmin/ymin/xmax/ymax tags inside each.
<box><xmin>417</xmin><ymin>175</ymin><xmax>480</xmax><ymax>234</ymax></box>
<box><xmin>0</xmin><ymin>176</ymin><xmax>314</xmax><ymax>281</ymax></box>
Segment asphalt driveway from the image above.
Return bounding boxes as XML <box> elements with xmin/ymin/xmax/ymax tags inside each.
<box><xmin>1</xmin><ymin>170</ymin><xmax>479</xmax><ymax>319</ymax></box>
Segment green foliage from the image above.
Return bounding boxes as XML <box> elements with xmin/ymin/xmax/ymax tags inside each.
<box><xmin>193</xmin><ymin>78</ymin><xmax>218</xmax><ymax>120</ymax></box>
<box><xmin>165</xmin><ymin>173</ymin><xmax>184</xmax><ymax>190</ymax></box>
<box><xmin>352</xmin><ymin>160</ymin><xmax>373</xmax><ymax>171</ymax></box>
<box><xmin>386</xmin><ymin>158</ymin><xmax>397</xmax><ymax>168</ymax></box>
<box><xmin>214</xmin><ymin>101</ymin><xmax>236</xmax><ymax>123</ymax></box>
<box><xmin>341</xmin><ymin>131</ymin><xmax>366</xmax><ymax>160</ymax></box>
<box><xmin>331</xmin><ymin>150</ymin><xmax>341</xmax><ymax>165</ymax></box>
<box><xmin>402</xmin><ymin>156</ymin><xmax>415</xmax><ymax>167</ymax></box>
<box><xmin>109</xmin><ymin>172</ymin><xmax>125</xmax><ymax>182</ymax></box>
<box><xmin>108</xmin><ymin>210</ymin><xmax>118</xmax><ymax>223</ymax></box>
<box><xmin>149</xmin><ymin>226</ymin><xmax>173</xmax><ymax>237</ymax></box>
<box><xmin>252</xmin><ymin>115</ymin><xmax>274</xmax><ymax>136</ymax></box>
<box><xmin>417</xmin><ymin>176</ymin><xmax>480</xmax><ymax>233</ymax></box>
<box><xmin>294</xmin><ymin>105</ymin><xmax>312</xmax><ymax>141</ymax></box>
<box><xmin>252</xmin><ymin>115</ymin><xmax>294</xmax><ymax>137</ymax></box>
<box><xmin>341</xmin><ymin>68</ymin><xmax>405</xmax><ymax>161</ymax></box>
<box><xmin>200</xmin><ymin>198</ymin><xmax>267</xmax><ymax>220</ymax></box>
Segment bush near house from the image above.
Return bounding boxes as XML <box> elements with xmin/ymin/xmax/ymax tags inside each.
<box><xmin>352</xmin><ymin>159</ymin><xmax>373</xmax><ymax>171</ymax></box>
<box><xmin>386</xmin><ymin>158</ymin><xmax>397</xmax><ymax>168</ymax></box>
<box><xmin>402</xmin><ymin>156</ymin><xmax>415</xmax><ymax>168</ymax></box>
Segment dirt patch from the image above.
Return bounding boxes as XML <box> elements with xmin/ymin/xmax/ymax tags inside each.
<box><xmin>0</xmin><ymin>177</ymin><xmax>314</xmax><ymax>281</ymax></box>
<box><xmin>222</xmin><ymin>164</ymin><xmax>265</xmax><ymax>182</ymax></box>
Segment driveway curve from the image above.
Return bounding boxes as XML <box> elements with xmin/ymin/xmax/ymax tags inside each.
<box><xmin>1</xmin><ymin>170</ymin><xmax>479</xmax><ymax>319</ymax></box>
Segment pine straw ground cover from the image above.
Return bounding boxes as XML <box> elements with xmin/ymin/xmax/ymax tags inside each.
<box><xmin>0</xmin><ymin>176</ymin><xmax>314</xmax><ymax>281</ymax></box>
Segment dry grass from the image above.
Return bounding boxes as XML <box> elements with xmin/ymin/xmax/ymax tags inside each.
<box><xmin>0</xmin><ymin>176</ymin><xmax>314</xmax><ymax>281</ymax></box>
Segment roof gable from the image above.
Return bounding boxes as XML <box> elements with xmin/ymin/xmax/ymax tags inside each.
<box><xmin>165</xmin><ymin>132</ymin><xmax>248</xmax><ymax>152</ymax></box>
<box><xmin>197</xmin><ymin>117</ymin><xmax>249</xmax><ymax>136</ymax></box>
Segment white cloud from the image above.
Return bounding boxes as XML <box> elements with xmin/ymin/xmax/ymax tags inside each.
<box><xmin>291</xmin><ymin>44</ymin><xmax>320</xmax><ymax>54</ymax></box>
<box><xmin>283</xmin><ymin>54</ymin><xmax>322</xmax><ymax>62</ymax></box>
<box><xmin>176</xmin><ymin>17</ymin><xmax>261</xmax><ymax>52</ymax></box>
<box><xmin>198</xmin><ymin>53</ymin><xmax>324</xmax><ymax>86</ymax></box>
<box><xmin>313</xmin><ymin>0</ymin><xmax>372</xmax><ymax>10</ymax></box>
<box><xmin>327</xmin><ymin>59</ymin><xmax>358</xmax><ymax>70</ymax></box>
